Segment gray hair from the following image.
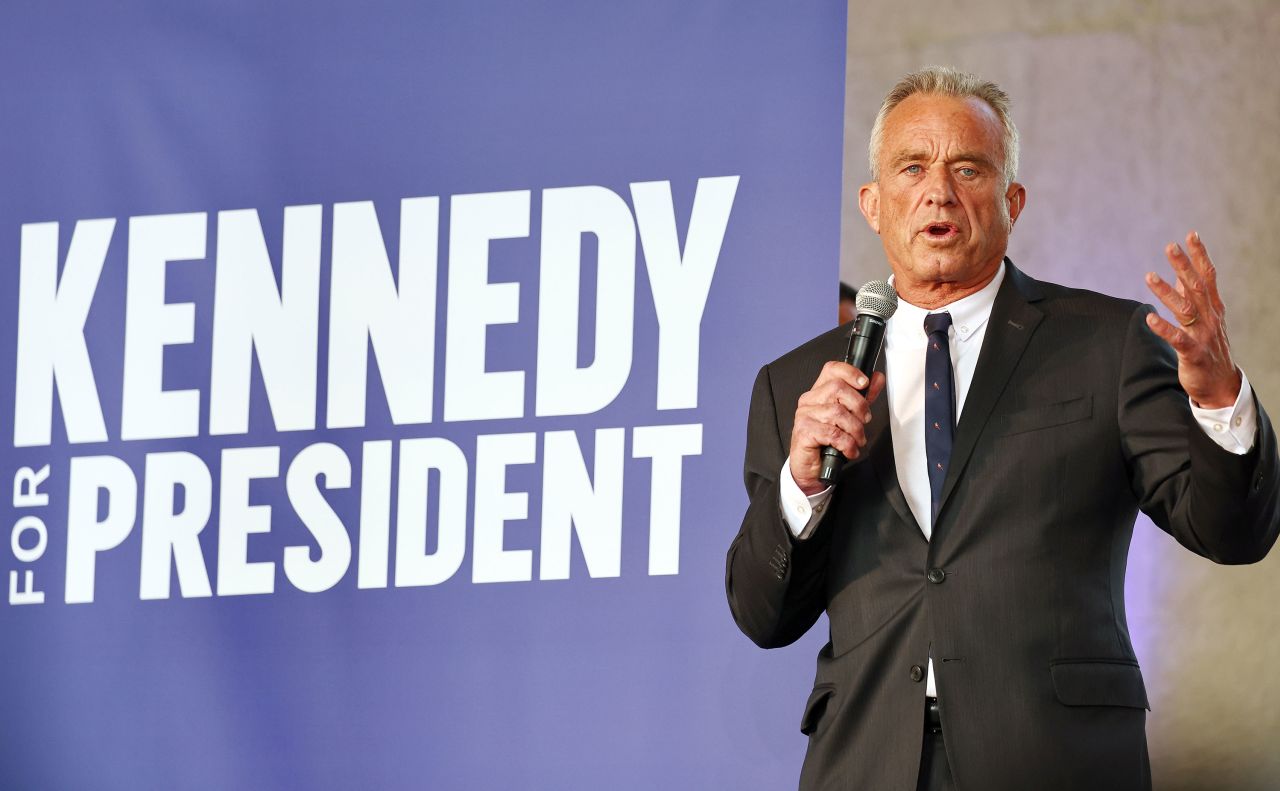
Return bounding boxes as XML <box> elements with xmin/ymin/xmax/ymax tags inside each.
<box><xmin>868</xmin><ymin>66</ymin><xmax>1020</xmax><ymax>186</ymax></box>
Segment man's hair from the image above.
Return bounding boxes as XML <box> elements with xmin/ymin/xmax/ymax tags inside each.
<box><xmin>868</xmin><ymin>66</ymin><xmax>1020</xmax><ymax>186</ymax></box>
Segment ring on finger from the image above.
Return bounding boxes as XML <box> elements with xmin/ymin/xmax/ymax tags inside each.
<box><xmin>1180</xmin><ymin>313</ymin><xmax>1199</xmax><ymax>327</ymax></box>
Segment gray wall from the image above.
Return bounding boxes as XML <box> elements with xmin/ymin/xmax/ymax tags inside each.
<box><xmin>840</xmin><ymin>2</ymin><xmax>1280</xmax><ymax>789</ymax></box>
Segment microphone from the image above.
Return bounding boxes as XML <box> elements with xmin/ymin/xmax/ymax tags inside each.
<box><xmin>818</xmin><ymin>280</ymin><xmax>899</xmax><ymax>486</ymax></box>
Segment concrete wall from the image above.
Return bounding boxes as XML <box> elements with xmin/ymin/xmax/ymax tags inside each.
<box><xmin>840</xmin><ymin>3</ymin><xmax>1280</xmax><ymax>789</ymax></box>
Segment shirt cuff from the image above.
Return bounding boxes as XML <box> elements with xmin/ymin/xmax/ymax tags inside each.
<box><xmin>779</xmin><ymin>456</ymin><xmax>834</xmax><ymax>540</ymax></box>
<box><xmin>1190</xmin><ymin>370</ymin><xmax>1257</xmax><ymax>454</ymax></box>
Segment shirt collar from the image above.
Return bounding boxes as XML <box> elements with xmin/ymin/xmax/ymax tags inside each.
<box><xmin>885</xmin><ymin>261</ymin><xmax>1006</xmax><ymax>347</ymax></box>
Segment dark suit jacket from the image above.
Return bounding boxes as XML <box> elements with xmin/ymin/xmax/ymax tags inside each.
<box><xmin>725</xmin><ymin>261</ymin><xmax>1279</xmax><ymax>790</ymax></box>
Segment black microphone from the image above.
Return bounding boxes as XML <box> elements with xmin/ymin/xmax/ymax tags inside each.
<box><xmin>818</xmin><ymin>280</ymin><xmax>899</xmax><ymax>486</ymax></box>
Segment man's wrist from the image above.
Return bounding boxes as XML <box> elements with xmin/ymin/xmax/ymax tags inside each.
<box><xmin>1189</xmin><ymin>369</ymin><xmax>1256</xmax><ymax>455</ymax></box>
<box><xmin>1190</xmin><ymin>368</ymin><xmax>1243</xmax><ymax>410</ymax></box>
<box><xmin>794</xmin><ymin>477</ymin><xmax>827</xmax><ymax>497</ymax></box>
<box><xmin>789</xmin><ymin>455</ymin><xmax>829</xmax><ymax>496</ymax></box>
<box><xmin>780</xmin><ymin>456</ymin><xmax>834</xmax><ymax>539</ymax></box>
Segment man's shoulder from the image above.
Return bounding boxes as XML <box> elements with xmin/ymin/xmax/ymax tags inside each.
<box><xmin>1014</xmin><ymin>267</ymin><xmax>1146</xmax><ymax>321</ymax></box>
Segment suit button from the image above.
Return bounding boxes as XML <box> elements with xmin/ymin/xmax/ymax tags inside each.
<box><xmin>927</xmin><ymin>567</ymin><xmax>946</xmax><ymax>584</ymax></box>
<box><xmin>910</xmin><ymin>665</ymin><xmax>924</xmax><ymax>682</ymax></box>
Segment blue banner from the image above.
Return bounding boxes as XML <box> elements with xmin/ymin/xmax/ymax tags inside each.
<box><xmin>0</xmin><ymin>3</ymin><xmax>845</xmax><ymax>788</ymax></box>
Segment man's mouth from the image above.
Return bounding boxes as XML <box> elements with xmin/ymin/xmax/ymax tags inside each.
<box><xmin>921</xmin><ymin>222</ymin><xmax>960</xmax><ymax>241</ymax></box>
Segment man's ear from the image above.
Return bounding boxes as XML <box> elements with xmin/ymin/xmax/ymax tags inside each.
<box><xmin>1006</xmin><ymin>181</ymin><xmax>1026</xmax><ymax>227</ymax></box>
<box><xmin>858</xmin><ymin>182</ymin><xmax>880</xmax><ymax>234</ymax></box>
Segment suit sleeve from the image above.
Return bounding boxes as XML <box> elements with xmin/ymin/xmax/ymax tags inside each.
<box><xmin>1120</xmin><ymin>304</ymin><xmax>1280</xmax><ymax>563</ymax></box>
<box><xmin>725</xmin><ymin>364</ymin><xmax>831</xmax><ymax>648</ymax></box>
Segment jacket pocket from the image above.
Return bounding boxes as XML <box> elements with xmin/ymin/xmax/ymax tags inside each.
<box><xmin>1050</xmin><ymin>659</ymin><xmax>1150</xmax><ymax>709</ymax></box>
<box><xmin>799</xmin><ymin>684</ymin><xmax>836</xmax><ymax>735</ymax></box>
<box><xmin>994</xmin><ymin>394</ymin><xmax>1093</xmax><ymax>436</ymax></box>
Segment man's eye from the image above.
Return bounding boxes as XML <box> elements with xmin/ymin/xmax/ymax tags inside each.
<box><xmin>958</xmin><ymin>167</ymin><xmax>977</xmax><ymax>177</ymax></box>
<box><xmin>904</xmin><ymin>165</ymin><xmax>922</xmax><ymax>174</ymax></box>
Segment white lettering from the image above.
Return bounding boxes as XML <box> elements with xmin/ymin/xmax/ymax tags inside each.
<box><xmin>121</xmin><ymin>212</ymin><xmax>207</xmax><ymax>440</ymax></box>
<box><xmin>443</xmin><ymin>190</ymin><xmax>530</xmax><ymax>422</ymax></box>
<box><xmin>216</xmin><ymin>446</ymin><xmax>278</xmax><ymax>596</ymax></box>
<box><xmin>536</xmin><ymin>186</ymin><xmax>636</xmax><ymax>416</ymax></box>
<box><xmin>327</xmin><ymin>198</ymin><xmax>439</xmax><ymax>429</ymax></box>
<box><xmin>9</xmin><ymin>570</ymin><xmax>44</xmax><ymax>605</ymax></box>
<box><xmin>139</xmin><ymin>451</ymin><xmax>213</xmax><ymax>600</ymax></box>
<box><xmin>65</xmin><ymin>455</ymin><xmax>137</xmax><ymax>603</ymax></box>
<box><xmin>632</xmin><ymin>177</ymin><xmax>738</xmax><ymax>410</ymax></box>
<box><xmin>283</xmin><ymin>442</ymin><xmax>353</xmax><ymax>593</ymax></box>
<box><xmin>395</xmin><ymin>437</ymin><xmax>468</xmax><ymax>587</ymax></box>
<box><xmin>210</xmin><ymin>206</ymin><xmax>322</xmax><ymax>435</ymax></box>
<box><xmin>13</xmin><ymin>465</ymin><xmax>51</xmax><ymax>508</ymax></box>
<box><xmin>539</xmin><ymin>428</ymin><xmax>624</xmax><ymax>580</ymax></box>
<box><xmin>472</xmin><ymin>432</ymin><xmax>535</xmax><ymax>583</ymax></box>
<box><xmin>357</xmin><ymin>440</ymin><xmax>393</xmax><ymax>589</ymax></box>
<box><xmin>11</xmin><ymin>516</ymin><xmax>48</xmax><ymax>564</ymax></box>
<box><xmin>14</xmin><ymin>220</ymin><xmax>114</xmax><ymax>446</ymax></box>
<box><xmin>632</xmin><ymin>423</ymin><xmax>702</xmax><ymax>575</ymax></box>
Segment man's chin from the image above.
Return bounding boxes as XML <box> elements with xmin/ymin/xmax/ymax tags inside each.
<box><xmin>898</xmin><ymin>251</ymin><xmax>1002</xmax><ymax>288</ymax></box>
<box><xmin>915</xmin><ymin>254</ymin><xmax>968</xmax><ymax>281</ymax></box>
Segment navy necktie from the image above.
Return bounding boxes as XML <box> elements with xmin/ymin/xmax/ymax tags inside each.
<box><xmin>923</xmin><ymin>312</ymin><xmax>955</xmax><ymax>524</ymax></box>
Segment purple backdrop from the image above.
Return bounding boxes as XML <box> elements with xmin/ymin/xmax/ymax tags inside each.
<box><xmin>0</xmin><ymin>3</ymin><xmax>845</xmax><ymax>789</ymax></box>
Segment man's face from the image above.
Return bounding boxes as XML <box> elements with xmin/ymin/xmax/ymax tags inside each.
<box><xmin>859</xmin><ymin>93</ymin><xmax>1025</xmax><ymax>301</ymax></box>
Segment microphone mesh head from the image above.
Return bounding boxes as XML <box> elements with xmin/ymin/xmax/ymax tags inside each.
<box><xmin>855</xmin><ymin>279</ymin><xmax>899</xmax><ymax>320</ymax></box>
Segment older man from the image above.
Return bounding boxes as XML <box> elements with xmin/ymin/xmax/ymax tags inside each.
<box><xmin>726</xmin><ymin>67</ymin><xmax>1279</xmax><ymax>791</ymax></box>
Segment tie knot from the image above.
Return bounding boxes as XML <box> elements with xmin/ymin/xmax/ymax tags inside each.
<box><xmin>923</xmin><ymin>311</ymin><xmax>953</xmax><ymax>337</ymax></box>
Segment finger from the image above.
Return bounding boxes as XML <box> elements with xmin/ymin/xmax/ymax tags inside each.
<box><xmin>827</xmin><ymin>370</ymin><xmax>887</xmax><ymax>421</ymax></box>
<box><xmin>1184</xmin><ymin>231</ymin><xmax>1212</xmax><ymax>278</ymax></box>
<box><xmin>1145</xmin><ymin>271</ymin><xmax>1198</xmax><ymax>325</ymax></box>
<box><xmin>802</xmin><ymin>403</ymin><xmax>868</xmax><ymax>447</ymax></box>
<box><xmin>795</xmin><ymin>416</ymin><xmax>861</xmax><ymax>460</ymax></box>
<box><xmin>802</xmin><ymin>378</ymin><xmax>866</xmax><ymax>420</ymax></box>
<box><xmin>1185</xmin><ymin>231</ymin><xmax>1226</xmax><ymax>315</ymax></box>
<box><xmin>849</xmin><ymin>365</ymin><xmax>875</xmax><ymax>392</ymax></box>
<box><xmin>800</xmin><ymin>368</ymin><xmax>854</xmax><ymax>406</ymax></box>
<box><xmin>1163</xmin><ymin>242</ymin><xmax>1209</xmax><ymax>314</ymax></box>
<box><xmin>1145</xmin><ymin>311</ymin><xmax>1197</xmax><ymax>354</ymax></box>
<box><xmin>809</xmin><ymin>367</ymin><xmax>877</xmax><ymax>419</ymax></box>
<box><xmin>865</xmin><ymin>371</ymin><xmax>887</xmax><ymax>405</ymax></box>
<box><xmin>828</xmin><ymin>380</ymin><xmax>878</xmax><ymax>423</ymax></box>
<box><xmin>818</xmin><ymin>360</ymin><xmax>872</xmax><ymax>392</ymax></box>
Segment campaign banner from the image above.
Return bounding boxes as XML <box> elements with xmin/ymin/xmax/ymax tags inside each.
<box><xmin>0</xmin><ymin>3</ymin><xmax>845</xmax><ymax>788</ymax></box>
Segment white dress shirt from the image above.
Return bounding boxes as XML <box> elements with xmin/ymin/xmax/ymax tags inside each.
<box><xmin>778</xmin><ymin>262</ymin><xmax>1258</xmax><ymax>697</ymax></box>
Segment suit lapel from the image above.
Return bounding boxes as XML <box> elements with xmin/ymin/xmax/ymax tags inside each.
<box><xmin>936</xmin><ymin>261</ymin><xmax>1044</xmax><ymax>518</ymax></box>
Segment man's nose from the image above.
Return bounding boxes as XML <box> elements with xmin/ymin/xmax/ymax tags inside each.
<box><xmin>924</xmin><ymin>169</ymin><xmax>958</xmax><ymax>206</ymax></box>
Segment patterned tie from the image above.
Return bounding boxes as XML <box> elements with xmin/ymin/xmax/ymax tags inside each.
<box><xmin>923</xmin><ymin>312</ymin><xmax>955</xmax><ymax>524</ymax></box>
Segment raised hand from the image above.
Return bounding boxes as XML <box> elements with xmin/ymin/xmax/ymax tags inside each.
<box><xmin>1144</xmin><ymin>231</ymin><xmax>1242</xmax><ymax>409</ymax></box>
<box><xmin>789</xmin><ymin>363</ymin><xmax>887</xmax><ymax>495</ymax></box>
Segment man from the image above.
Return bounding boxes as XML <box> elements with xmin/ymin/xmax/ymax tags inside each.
<box><xmin>725</xmin><ymin>67</ymin><xmax>1279</xmax><ymax>791</ymax></box>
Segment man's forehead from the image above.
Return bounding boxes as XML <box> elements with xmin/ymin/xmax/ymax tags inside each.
<box><xmin>888</xmin><ymin>92</ymin><xmax>1001</xmax><ymax>124</ymax></box>
<box><xmin>880</xmin><ymin>94</ymin><xmax>1005</xmax><ymax>156</ymax></box>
